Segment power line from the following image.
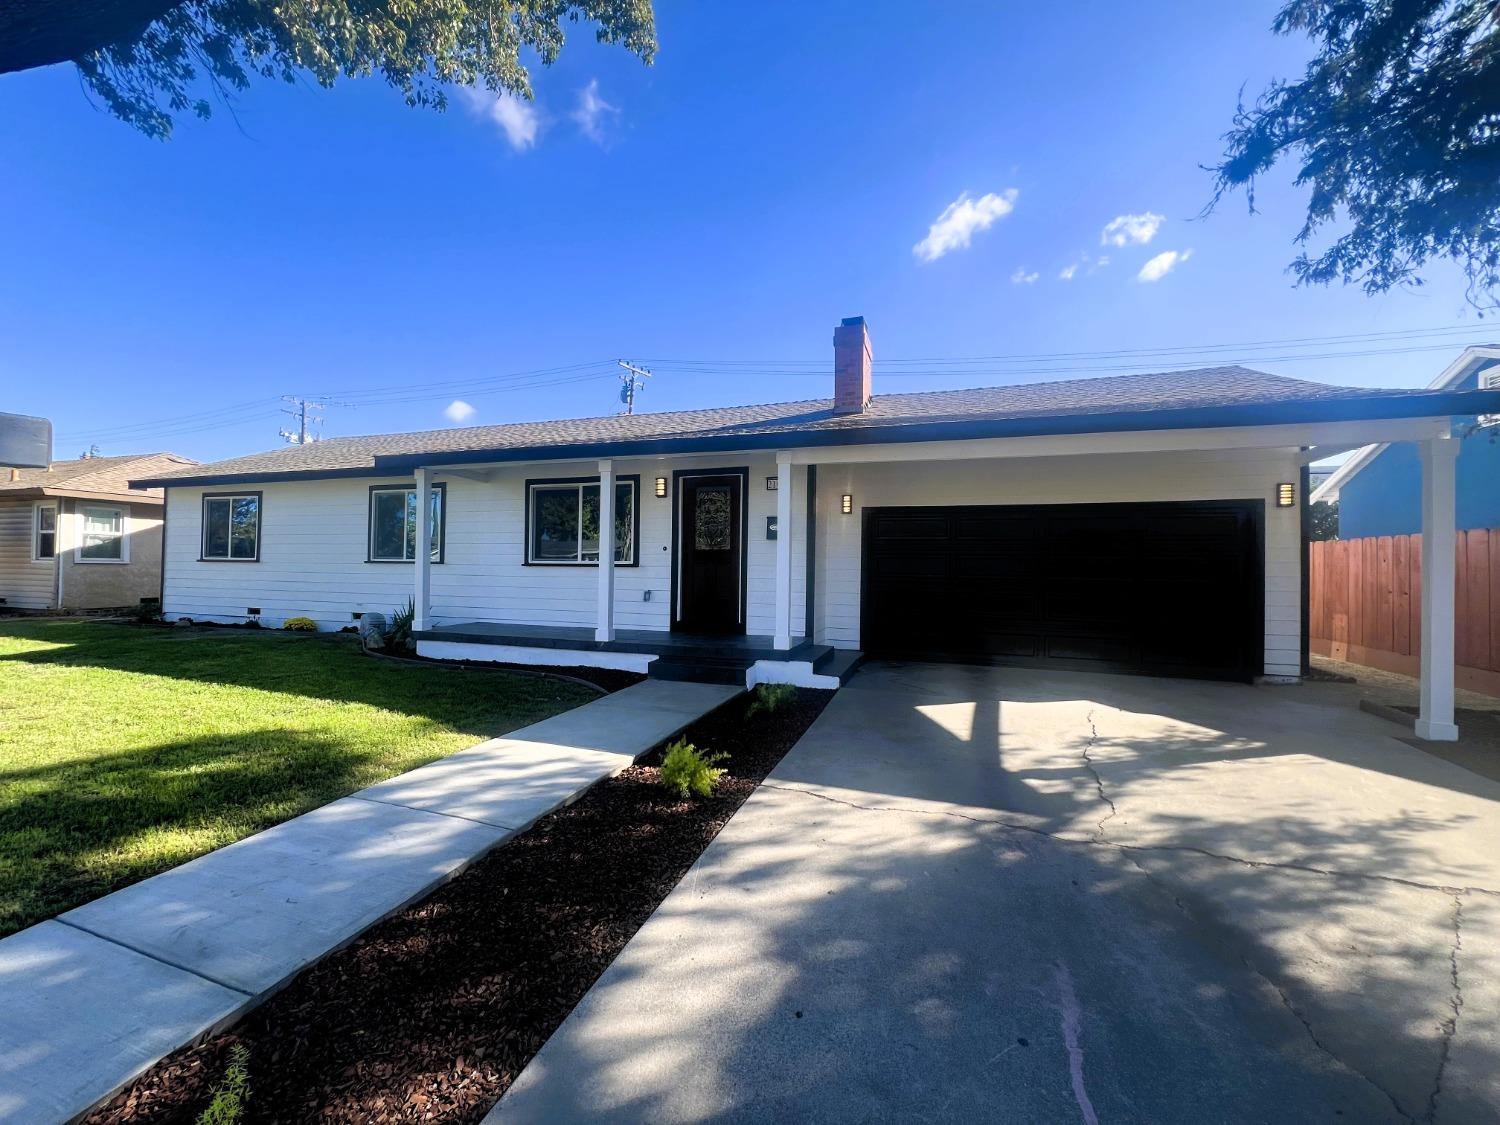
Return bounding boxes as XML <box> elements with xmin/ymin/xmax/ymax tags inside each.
<box><xmin>638</xmin><ymin>323</ymin><xmax>1490</xmax><ymax>369</ymax></box>
<box><xmin>616</xmin><ymin>361</ymin><xmax>651</xmax><ymax>415</ymax></box>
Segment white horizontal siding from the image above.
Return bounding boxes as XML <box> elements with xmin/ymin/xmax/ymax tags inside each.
<box><xmin>0</xmin><ymin>500</ymin><xmax>55</xmax><ymax>610</ymax></box>
<box><xmin>161</xmin><ymin>454</ymin><xmax>807</xmax><ymax>636</ymax></box>
<box><xmin>811</xmin><ymin>447</ymin><xmax>1303</xmax><ymax>678</ymax></box>
<box><xmin>161</xmin><ymin>443</ymin><xmax>1300</xmax><ymax>677</ymax></box>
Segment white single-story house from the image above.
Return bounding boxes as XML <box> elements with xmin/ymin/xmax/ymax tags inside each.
<box><xmin>133</xmin><ymin>318</ymin><xmax>1500</xmax><ymax>740</ymax></box>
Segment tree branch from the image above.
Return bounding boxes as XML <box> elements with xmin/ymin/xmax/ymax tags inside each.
<box><xmin>0</xmin><ymin>0</ymin><xmax>186</xmax><ymax>74</ymax></box>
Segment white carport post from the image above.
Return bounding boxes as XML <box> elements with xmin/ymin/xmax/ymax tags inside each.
<box><xmin>596</xmin><ymin>459</ymin><xmax>616</xmax><ymax>643</ymax></box>
<box><xmin>413</xmin><ymin>466</ymin><xmax>432</xmax><ymax>632</ymax></box>
<box><xmin>774</xmin><ymin>451</ymin><xmax>794</xmax><ymax>650</ymax></box>
<box><xmin>1417</xmin><ymin>433</ymin><xmax>1460</xmax><ymax>741</ymax></box>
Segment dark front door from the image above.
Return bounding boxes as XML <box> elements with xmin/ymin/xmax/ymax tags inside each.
<box><xmin>862</xmin><ymin>500</ymin><xmax>1264</xmax><ymax>681</ymax></box>
<box><xmin>675</xmin><ymin>472</ymin><xmax>744</xmax><ymax>634</ymax></box>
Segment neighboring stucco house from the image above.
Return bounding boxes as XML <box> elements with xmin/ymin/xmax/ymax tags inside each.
<box><xmin>0</xmin><ymin>453</ymin><xmax>196</xmax><ymax>612</ymax></box>
<box><xmin>133</xmin><ymin>318</ymin><xmax>1500</xmax><ymax>740</ymax></box>
<box><xmin>1313</xmin><ymin>346</ymin><xmax>1500</xmax><ymax>535</ymax></box>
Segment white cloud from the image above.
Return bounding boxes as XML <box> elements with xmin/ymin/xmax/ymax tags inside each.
<box><xmin>444</xmin><ymin>400</ymin><xmax>477</xmax><ymax>423</ymax></box>
<box><xmin>1058</xmin><ymin>263</ymin><xmax>1078</xmax><ymax>281</ymax></box>
<box><xmin>1136</xmin><ymin>248</ymin><xmax>1193</xmax><ymax>282</ymax></box>
<box><xmin>1010</xmin><ymin>267</ymin><xmax>1039</xmax><ymax>285</ymax></box>
<box><xmin>456</xmin><ymin>85</ymin><xmax>540</xmax><ymax>151</ymax></box>
<box><xmin>1101</xmin><ymin>211</ymin><xmax>1165</xmax><ymax>247</ymax></box>
<box><xmin>913</xmin><ymin>189</ymin><xmax>1019</xmax><ymax>263</ymax></box>
<box><xmin>571</xmin><ymin>79</ymin><xmax>620</xmax><ymax>144</ymax></box>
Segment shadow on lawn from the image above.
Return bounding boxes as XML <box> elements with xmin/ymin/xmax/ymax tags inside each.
<box><xmin>0</xmin><ymin>727</ymin><xmax>392</xmax><ymax>936</ymax></box>
<box><xmin>0</xmin><ymin>620</ymin><xmax>595</xmax><ymax>729</ymax></box>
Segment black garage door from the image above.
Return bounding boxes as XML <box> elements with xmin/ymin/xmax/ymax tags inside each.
<box><xmin>862</xmin><ymin>501</ymin><xmax>1263</xmax><ymax>681</ymax></box>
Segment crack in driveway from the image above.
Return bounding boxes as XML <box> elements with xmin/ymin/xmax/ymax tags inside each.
<box><xmin>1078</xmin><ymin>709</ymin><xmax>1116</xmax><ymax>842</ymax></box>
<box><xmin>1425</xmin><ymin>893</ymin><xmax>1466</xmax><ymax>1124</ymax></box>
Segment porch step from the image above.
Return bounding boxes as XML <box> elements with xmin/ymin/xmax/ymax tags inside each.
<box><xmin>814</xmin><ymin>649</ymin><xmax>866</xmax><ymax>683</ymax></box>
<box><xmin>648</xmin><ymin>659</ymin><xmax>749</xmax><ymax>686</ymax></box>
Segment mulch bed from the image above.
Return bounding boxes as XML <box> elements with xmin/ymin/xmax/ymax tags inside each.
<box><xmin>83</xmin><ymin>688</ymin><xmax>833</xmax><ymax>1124</ymax></box>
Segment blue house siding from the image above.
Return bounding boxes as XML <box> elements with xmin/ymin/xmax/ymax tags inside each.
<box><xmin>1337</xmin><ymin>364</ymin><xmax>1500</xmax><ymax>538</ymax></box>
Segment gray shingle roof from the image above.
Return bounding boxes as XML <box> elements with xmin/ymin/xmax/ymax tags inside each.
<box><xmin>134</xmin><ymin>366</ymin><xmax>1445</xmax><ymax>485</ymax></box>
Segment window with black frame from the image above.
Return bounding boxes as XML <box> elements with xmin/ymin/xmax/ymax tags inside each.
<box><xmin>526</xmin><ymin>478</ymin><xmax>636</xmax><ymax>565</ymax></box>
<box><xmin>368</xmin><ymin>484</ymin><xmax>444</xmax><ymax>562</ymax></box>
<box><xmin>201</xmin><ymin>493</ymin><xmax>261</xmax><ymax>560</ymax></box>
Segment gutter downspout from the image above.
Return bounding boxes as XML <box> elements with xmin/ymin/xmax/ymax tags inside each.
<box><xmin>55</xmin><ymin>499</ymin><xmax>65</xmax><ymax>610</ymax></box>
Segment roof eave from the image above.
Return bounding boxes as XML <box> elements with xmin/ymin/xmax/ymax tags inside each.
<box><xmin>131</xmin><ymin>388</ymin><xmax>1500</xmax><ymax>488</ymax></box>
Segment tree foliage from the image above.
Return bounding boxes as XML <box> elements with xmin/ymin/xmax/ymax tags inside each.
<box><xmin>1208</xmin><ymin>1</ymin><xmax>1500</xmax><ymax>306</ymax></box>
<box><xmin>1309</xmin><ymin>499</ymin><xmax>1339</xmax><ymax>541</ymax></box>
<box><xmin>0</xmin><ymin>0</ymin><xmax>655</xmax><ymax>139</ymax></box>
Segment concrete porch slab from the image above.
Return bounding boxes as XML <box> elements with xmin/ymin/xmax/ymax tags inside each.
<box><xmin>0</xmin><ymin>921</ymin><xmax>248</xmax><ymax>1124</ymax></box>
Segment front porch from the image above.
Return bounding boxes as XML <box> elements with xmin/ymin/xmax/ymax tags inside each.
<box><xmin>399</xmin><ymin>412</ymin><xmax>1469</xmax><ymax>734</ymax></box>
<box><xmin>414</xmin><ymin>621</ymin><xmax>862</xmax><ymax>687</ymax></box>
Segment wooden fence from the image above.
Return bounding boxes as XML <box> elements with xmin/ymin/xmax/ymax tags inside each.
<box><xmin>1309</xmin><ymin>528</ymin><xmax>1500</xmax><ymax>697</ymax></box>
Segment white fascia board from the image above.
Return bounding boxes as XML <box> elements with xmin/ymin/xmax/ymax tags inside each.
<box><xmin>1312</xmin><ymin>345</ymin><xmax>1500</xmax><ymax>502</ymax></box>
<box><xmin>782</xmin><ymin>416</ymin><xmax>1450</xmax><ymax>467</ymax></box>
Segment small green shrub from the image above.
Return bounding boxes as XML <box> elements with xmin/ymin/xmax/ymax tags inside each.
<box><xmin>387</xmin><ymin>597</ymin><xmax>416</xmax><ymax>651</ymax></box>
<box><xmin>196</xmin><ymin>1043</ymin><xmax>250</xmax><ymax>1125</ymax></box>
<box><xmin>282</xmin><ymin>616</ymin><xmax>318</xmax><ymax>632</ymax></box>
<box><xmin>746</xmin><ymin>682</ymin><xmax>797</xmax><ymax>719</ymax></box>
<box><xmin>659</xmin><ymin>738</ymin><xmax>728</xmax><ymax>799</ymax></box>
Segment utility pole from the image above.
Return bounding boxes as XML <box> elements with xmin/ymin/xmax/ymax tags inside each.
<box><xmin>279</xmin><ymin>396</ymin><xmax>345</xmax><ymax>445</ymax></box>
<box><xmin>616</xmin><ymin>361</ymin><xmax>651</xmax><ymax>416</ymax></box>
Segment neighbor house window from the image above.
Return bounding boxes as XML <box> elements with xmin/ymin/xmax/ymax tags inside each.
<box><xmin>526</xmin><ymin>477</ymin><xmax>638</xmax><ymax>565</ymax></box>
<box><xmin>368</xmin><ymin>484</ymin><xmax>444</xmax><ymax>562</ymax></box>
<box><xmin>78</xmin><ymin>506</ymin><xmax>125</xmax><ymax>561</ymax></box>
<box><xmin>33</xmin><ymin>505</ymin><xmax>56</xmax><ymax>560</ymax></box>
<box><xmin>201</xmin><ymin>493</ymin><xmax>261</xmax><ymax>560</ymax></box>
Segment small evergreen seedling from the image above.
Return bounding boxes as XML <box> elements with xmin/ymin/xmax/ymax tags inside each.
<box><xmin>659</xmin><ymin>739</ymin><xmax>728</xmax><ymax>798</ymax></box>
<box><xmin>196</xmin><ymin>1043</ymin><xmax>251</xmax><ymax>1125</ymax></box>
<box><xmin>746</xmin><ymin>682</ymin><xmax>796</xmax><ymax>719</ymax></box>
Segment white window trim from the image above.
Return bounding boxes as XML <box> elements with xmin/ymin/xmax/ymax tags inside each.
<box><xmin>32</xmin><ymin>502</ymin><xmax>58</xmax><ymax>562</ymax></box>
<box><xmin>76</xmin><ymin>505</ymin><xmax>127</xmax><ymax>564</ymax></box>
<box><xmin>368</xmin><ymin>483</ymin><xmax>445</xmax><ymax>563</ymax></box>
<box><xmin>526</xmin><ymin>478</ymin><xmax>638</xmax><ymax>566</ymax></box>
<box><xmin>200</xmin><ymin>492</ymin><xmax>262</xmax><ymax>561</ymax></box>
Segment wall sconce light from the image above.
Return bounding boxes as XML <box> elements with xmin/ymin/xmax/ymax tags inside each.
<box><xmin>1276</xmin><ymin>482</ymin><xmax>1295</xmax><ymax>508</ymax></box>
<box><xmin>841</xmin><ymin>493</ymin><xmax>853</xmax><ymax>515</ymax></box>
<box><xmin>654</xmin><ymin>477</ymin><xmax>668</xmax><ymax>498</ymax></box>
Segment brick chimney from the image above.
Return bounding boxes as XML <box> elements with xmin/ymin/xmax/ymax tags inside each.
<box><xmin>832</xmin><ymin>316</ymin><xmax>872</xmax><ymax>414</ymax></box>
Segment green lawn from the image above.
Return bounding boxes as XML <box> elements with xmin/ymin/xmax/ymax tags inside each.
<box><xmin>0</xmin><ymin>619</ymin><xmax>597</xmax><ymax>937</ymax></box>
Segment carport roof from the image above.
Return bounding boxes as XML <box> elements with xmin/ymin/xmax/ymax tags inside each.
<box><xmin>132</xmin><ymin>365</ymin><xmax>1500</xmax><ymax>487</ymax></box>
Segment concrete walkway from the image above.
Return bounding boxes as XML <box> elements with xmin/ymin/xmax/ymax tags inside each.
<box><xmin>0</xmin><ymin>679</ymin><xmax>737</xmax><ymax>1124</ymax></box>
<box><xmin>492</xmin><ymin>662</ymin><xmax>1500</xmax><ymax>1124</ymax></box>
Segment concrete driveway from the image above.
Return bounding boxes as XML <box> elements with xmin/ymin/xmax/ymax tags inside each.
<box><xmin>492</xmin><ymin>662</ymin><xmax>1500</xmax><ymax>1124</ymax></box>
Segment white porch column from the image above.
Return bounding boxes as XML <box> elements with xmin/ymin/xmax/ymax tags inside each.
<box><xmin>774</xmin><ymin>451</ymin><xmax>794</xmax><ymax>650</ymax></box>
<box><xmin>596</xmin><ymin>459</ymin><xmax>616</xmax><ymax>642</ymax></box>
<box><xmin>1417</xmin><ymin>434</ymin><xmax>1460</xmax><ymax>741</ymax></box>
<box><xmin>413</xmin><ymin>466</ymin><xmax>432</xmax><ymax>632</ymax></box>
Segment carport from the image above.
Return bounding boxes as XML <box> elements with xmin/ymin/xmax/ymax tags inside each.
<box><xmin>771</xmin><ymin>409</ymin><xmax>1467</xmax><ymax>739</ymax></box>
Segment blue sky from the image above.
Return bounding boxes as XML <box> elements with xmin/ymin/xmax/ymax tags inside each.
<box><xmin>0</xmin><ymin>0</ymin><xmax>1490</xmax><ymax>464</ymax></box>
